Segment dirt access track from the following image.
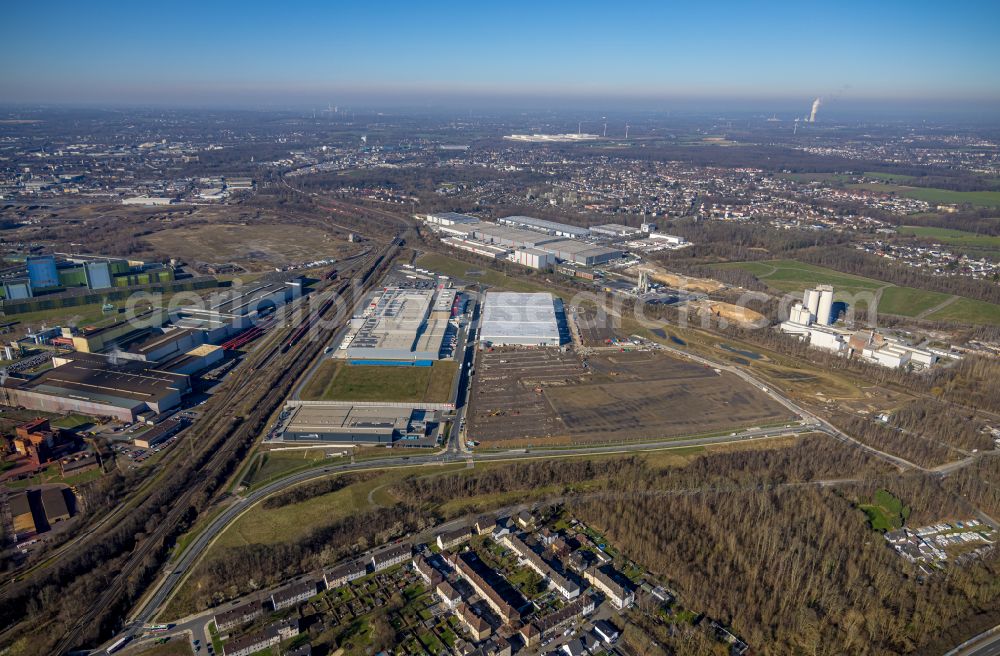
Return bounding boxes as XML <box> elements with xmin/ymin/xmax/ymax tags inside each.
<box><xmin>468</xmin><ymin>348</ymin><xmax>794</xmax><ymax>446</ymax></box>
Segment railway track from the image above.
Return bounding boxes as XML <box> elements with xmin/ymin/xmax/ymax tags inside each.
<box><xmin>43</xmin><ymin>238</ymin><xmax>403</xmax><ymax>655</ymax></box>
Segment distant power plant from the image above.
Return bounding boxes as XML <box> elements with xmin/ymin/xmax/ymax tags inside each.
<box><xmin>808</xmin><ymin>98</ymin><xmax>822</xmax><ymax>123</ymax></box>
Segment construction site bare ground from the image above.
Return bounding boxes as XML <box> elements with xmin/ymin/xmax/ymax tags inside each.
<box><xmin>145</xmin><ymin>221</ymin><xmax>363</xmax><ymax>271</ymax></box>
<box><xmin>468</xmin><ymin>348</ymin><xmax>794</xmax><ymax>446</ymax></box>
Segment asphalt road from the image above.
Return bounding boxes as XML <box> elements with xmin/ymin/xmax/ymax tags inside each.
<box><xmin>967</xmin><ymin>640</ymin><xmax>1000</xmax><ymax>656</ymax></box>
<box><xmin>946</xmin><ymin>626</ymin><xmax>1000</xmax><ymax>656</ymax></box>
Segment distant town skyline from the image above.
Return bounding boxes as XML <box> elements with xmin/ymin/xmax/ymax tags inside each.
<box><xmin>2</xmin><ymin>0</ymin><xmax>999</xmax><ymax>109</ymax></box>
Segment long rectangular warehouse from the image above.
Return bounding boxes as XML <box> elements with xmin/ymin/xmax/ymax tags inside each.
<box><xmin>497</xmin><ymin>216</ymin><xmax>591</xmax><ymax>239</ymax></box>
<box><xmin>472</xmin><ymin>224</ymin><xmax>563</xmax><ymax>249</ymax></box>
<box><xmin>536</xmin><ymin>239</ymin><xmax>622</xmax><ymax>266</ymax></box>
<box><xmin>479</xmin><ymin>292</ymin><xmax>561</xmax><ymax>347</ymax></box>
<box><xmin>282</xmin><ymin>405</ymin><xmax>434</xmax><ymax>444</ymax></box>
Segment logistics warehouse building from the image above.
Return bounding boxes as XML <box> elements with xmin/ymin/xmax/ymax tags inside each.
<box><xmin>339</xmin><ymin>286</ymin><xmax>457</xmax><ymax>363</ymax></box>
<box><xmin>281</xmin><ymin>405</ymin><xmax>437</xmax><ymax>444</ymax></box>
<box><xmin>479</xmin><ymin>292</ymin><xmax>561</xmax><ymax>347</ymax></box>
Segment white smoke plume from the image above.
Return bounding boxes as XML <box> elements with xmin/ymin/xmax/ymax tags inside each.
<box><xmin>809</xmin><ymin>98</ymin><xmax>821</xmax><ymax>122</ymax></box>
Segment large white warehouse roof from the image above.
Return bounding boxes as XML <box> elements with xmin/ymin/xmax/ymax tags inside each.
<box><xmin>479</xmin><ymin>292</ymin><xmax>560</xmax><ymax>346</ymax></box>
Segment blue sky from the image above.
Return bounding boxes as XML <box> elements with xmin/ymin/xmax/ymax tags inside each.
<box><xmin>2</xmin><ymin>0</ymin><xmax>999</xmax><ymax>108</ymax></box>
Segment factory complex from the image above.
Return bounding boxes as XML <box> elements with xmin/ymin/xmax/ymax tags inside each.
<box><xmin>270</xmin><ymin>267</ymin><xmax>468</xmax><ymax>448</ymax></box>
<box><xmin>1</xmin><ymin>253</ymin><xmax>175</xmax><ymax>301</ymax></box>
<box><xmin>0</xmin><ymin>279</ymin><xmax>303</xmax><ymax>422</ymax></box>
<box><xmin>0</xmin><ymin>355</ymin><xmax>190</xmax><ymax>423</ymax></box>
<box><xmin>780</xmin><ymin>285</ymin><xmax>940</xmax><ymax>369</ymax></box>
<box><xmin>420</xmin><ymin>213</ymin><xmax>625</xmax><ymax>268</ymax></box>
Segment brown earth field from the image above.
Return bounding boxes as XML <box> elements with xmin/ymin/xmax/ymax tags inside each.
<box><xmin>468</xmin><ymin>348</ymin><xmax>794</xmax><ymax>445</ymax></box>
<box><xmin>144</xmin><ymin>222</ymin><xmax>363</xmax><ymax>271</ymax></box>
<box><xmin>574</xmin><ymin>307</ymin><xmax>620</xmax><ymax>346</ymax></box>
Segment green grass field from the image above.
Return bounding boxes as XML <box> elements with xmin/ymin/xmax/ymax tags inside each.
<box><xmin>715</xmin><ymin>259</ymin><xmax>885</xmax><ymax>297</ymax></box>
<box><xmin>925</xmin><ymin>297</ymin><xmax>1000</xmax><ymax>325</ymax></box>
<box><xmin>860</xmin><ymin>489</ymin><xmax>910</xmax><ymax>532</ymax></box>
<box><xmin>248</xmin><ymin>449</ymin><xmax>341</xmax><ymax>486</ymax></box>
<box><xmin>300</xmin><ymin>360</ymin><xmax>458</xmax><ymax>403</ymax></box>
<box><xmin>848</xmin><ymin>183</ymin><xmax>1000</xmax><ymax>208</ymax></box>
<box><xmin>714</xmin><ymin>259</ymin><xmax>1000</xmax><ymax>323</ymax></box>
<box><xmin>209</xmin><ymin>463</ymin><xmax>465</xmax><ymax>554</ymax></box>
<box><xmin>877</xmin><ymin>286</ymin><xmax>952</xmax><ymax>316</ymax></box>
<box><xmin>780</xmin><ymin>172</ymin><xmax>855</xmax><ymax>183</ymax></box>
<box><xmin>864</xmin><ymin>172</ymin><xmax>918</xmax><ymax>183</ymax></box>
<box><xmin>899</xmin><ymin>225</ymin><xmax>1000</xmax><ymax>250</ymax></box>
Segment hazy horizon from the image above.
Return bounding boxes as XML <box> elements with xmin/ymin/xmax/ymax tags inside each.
<box><xmin>3</xmin><ymin>0</ymin><xmax>999</xmax><ymax>114</ymax></box>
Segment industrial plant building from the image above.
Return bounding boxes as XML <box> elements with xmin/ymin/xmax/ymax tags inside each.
<box><xmin>68</xmin><ymin>308</ymin><xmax>169</xmax><ymax>353</ymax></box>
<box><xmin>536</xmin><ymin>238</ymin><xmax>621</xmax><ymax>266</ymax></box>
<box><xmin>780</xmin><ymin>285</ymin><xmax>938</xmax><ymax>369</ymax></box>
<box><xmin>205</xmin><ymin>279</ymin><xmax>303</xmax><ymax>317</ymax></box>
<box><xmin>10</xmin><ymin>492</ymin><xmax>35</xmax><ymax>540</ymax></box>
<box><xmin>441</xmin><ymin>236</ymin><xmax>510</xmax><ymax>260</ymax></box>
<box><xmin>473</xmin><ymin>223</ymin><xmax>564</xmax><ymax>249</ymax></box>
<box><xmin>648</xmin><ymin>232</ymin><xmax>688</xmax><ymax>246</ymax></box>
<box><xmin>497</xmin><ymin>215</ymin><xmax>591</xmax><ymax>239</ymax></box>
<box><xmin>132</xmin><ymin>418</ymin><xmax>186</xmax><ymax>448</ymax></box>
<box><xmin>339</xmin><ymin>286</ymin><xmax>457</xmax><ymax>362</ymax></box>
<box><xmin>2</xmin><ymin>253</ymin><xmax>175</xmax><ymax>299</ymax></box>
<box><xmin>0</xmin><ymin>357</ymin><xmax>190</xmax><ymax>422</ymax></box>
<box><xmin>169</xmin><ymin>279</ymin><xmax>302</xmax><ymax>342</ymax></box>
<box><xmin>590</xmin><ymin>223</ymin><xmax>642</xmax><ymax>239</ymax></box>
<box><xmin>9</xmin><ymin>487</ymin><xmax>75</xmax><ymax>540</ymax></box>
<box><xmin>281</xmin><ymin>405</ymin><xmax>437</xmax><ymax>444</ymax></box>
<box><xmin>480</xmin><ymin>292</ymin><xmax>562</xmax><ymax>347</ymax></box>
<box><xmin>509</xmin><ymin>247</ymin><xmax>556</xmax><ymax>269</ymax></box>
<box><xmin>423</xmin><ymin>214</ymin><xmax>622</xmax><ymax>268</ymax></box>
<box><xmin>0</xmin><ymin>281</ymin><xmax>301</xmax><ymax>423</ymax></box>
<box><xmin>422</xmin><ymin>212</ymin><xmax>480</xmax><ymax>226</ymax></box>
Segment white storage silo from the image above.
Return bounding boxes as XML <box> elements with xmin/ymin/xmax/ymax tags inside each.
<box><xmin>804</xmin><ymin>289</ymin><xmax>820</xmax><ymax>320</ymax></box>
<box><xmin>792</xmin><ymin>303</ymin><xmax>812</xmax><ymax>324</ymax></box>
<box><xmin>817</xmin><ymin>285</ymin><xmax>835</xmax><ymax>325</ymax></box>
